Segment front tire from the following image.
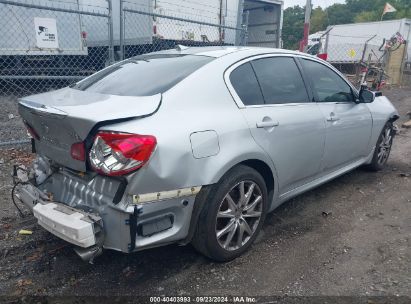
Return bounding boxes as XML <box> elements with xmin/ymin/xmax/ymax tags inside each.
<box><xmin>192</xmin><ymin>165</ymin><xmax>268</xmax><ymax>262</ymax></box>
<box><xmin>366</xmin><ymin>122</ymin><xmax>394</xmax><ymax>171</ymax></box>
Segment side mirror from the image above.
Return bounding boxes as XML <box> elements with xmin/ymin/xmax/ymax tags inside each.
<box><xmin>358</xmin><ymin>89</ymin><xmax>375</xmax><ymax>103</ymax></box>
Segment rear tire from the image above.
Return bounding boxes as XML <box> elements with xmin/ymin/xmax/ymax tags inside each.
<box><xmin>192</xmin><ymin>165</ymin><xmax>268</xmax><ymax>262</ymax></box>
<box><xmin>366</xmin><ymin>122</ymin><xmax>394</xmax><ymax>171</ymax></box>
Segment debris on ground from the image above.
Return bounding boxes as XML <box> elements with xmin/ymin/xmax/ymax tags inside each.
<box><xmin>122</xmin><ymin>266</ymin><xmax>135</xmax><ymax>278</ymax></box>
<box><xmin>18</xmin><ymin>229</ymin><xmax>33</xmax><ymax>235</ymax></box>
<box><xmin>16</xmin><ymin>279</ymin><xmax>32</xmax><ymax>287</ymax></box>
<box><xmin>322</xmin><ymin>211</ymin><xmax>333</xmax><ymax>217</ymax></box>
<box><xmin>26</xmin><ymin>251</ymin><xmax>42</xmax><ymax>262</ymax></box>
<box><xmin>1</xmin><ymin>223</ymin><xmax>11</xmax><ymax>230</ymax></box>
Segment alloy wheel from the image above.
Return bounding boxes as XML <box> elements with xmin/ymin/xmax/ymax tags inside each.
<box><xmin>377</xmin><ymin>127</ymin><xmax>393</xmax><ymax>165</ymax></box>
<box><xmin>215</xmin><ymin>180</ymin><xmax>263</xmax><ymax>251</ymax></box>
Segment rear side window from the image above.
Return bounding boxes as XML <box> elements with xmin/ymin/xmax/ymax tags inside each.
<box><xmin>251</xmin><ymin>57</ymin><xmax>309</xmax><ymax>104</ymax></box>
<box><xmin>229</xmin><ymin>62</ymin><xmax>264</xmax><ymax>106</ymax></box>
<box><xmin>301</xmin><ymin>59</ymin><xmax>354</xmax><ymax>102</ymax></box>
<box><xmin>73</xmin><ymin>55</ymin><xmax>213</xmax><ymax>96</ymax></box>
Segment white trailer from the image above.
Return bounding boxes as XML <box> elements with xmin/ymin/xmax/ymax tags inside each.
<box><xmin>244</xmin><ymin>0</ymin><xmax>283</xmax><ymax>48</ymax></box>
<box><xmin>315</xmin><ymin>19</ymin><xmax>411</xmax><ymax>63</ymax></box>
<box><xmin>0</xmin><ymin>0</ymin><xmax>87</xmax><ymax>55</ymax></box>
<box><xmin>151</xmin><ymin>0</ymin><xmax>283</xmax><ymax>47</ymax></box>
<box><xmin>79</xmin><ymin>0</ymin><xmax>152</xmax><ymax>47</ymax></box>
<box><xmin>0</xmin><ymin>0</ymin><xmax>284</xmax><ymax>53</ymax></box>
<box><xmin>83</xmin><ymin>0</ymin><xmax>283</xmax><ymax>48</ymax></box>
<box><xmin>152</xmin><ymin>0</ymin><xmax>239</xmax><ymax>44</ymax></box>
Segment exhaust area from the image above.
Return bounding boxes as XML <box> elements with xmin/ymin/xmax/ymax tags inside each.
<box><xmin>74</xmin><ymin>245</ymin><xmax>103</xmax><ymax>264</ymax></box>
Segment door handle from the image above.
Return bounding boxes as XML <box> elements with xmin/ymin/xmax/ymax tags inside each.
<box><xmin>256</xmin><ymin>121</ymin><xmax>279</xmax><ymax>128</ymax></box>
<box><xmin>326</xmin><ymin>112</ymin><xmax>340</xmax><ymax>122</ymax></box>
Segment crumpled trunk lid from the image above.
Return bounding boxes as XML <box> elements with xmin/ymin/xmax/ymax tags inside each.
<box><xmin>18</xmin><ymin>87</ymin><xmax>161</xmax><ymax>172</ymax></box>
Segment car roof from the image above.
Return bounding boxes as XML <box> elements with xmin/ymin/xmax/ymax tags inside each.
<box><xmin>151</xmin><ymin>46</ymin><xmax>304</xmax><ymax>58</ymax></box>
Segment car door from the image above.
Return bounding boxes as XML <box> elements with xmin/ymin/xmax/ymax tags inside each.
<box><xmin>299</xmin><ymin>58</ymin><xmax>373</xmax><ymax>172</ymax></box>
<box><xmin>226</xmin><ymin>55</ymin><xmax>326</xmax><ymax>195</ymax></box>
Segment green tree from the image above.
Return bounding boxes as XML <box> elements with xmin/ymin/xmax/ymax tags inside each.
<box><xmin>354</xmin><ymin>11</ymin><xmax>379</xmax><ymax>22</ymax></box>
<box><xmin>282</xmin><ymin>6</ymin><xmax>305</xmax><ymax>50</ymax></box>
<box><xmin>311</xmin><ymin>7</ymin><xmax>327</xmax><ymax>33</ymax></box>
<box><xmin>326</xmin><ymin>3</ymin><xmax>355</xmax><ymax>25</ymax></box>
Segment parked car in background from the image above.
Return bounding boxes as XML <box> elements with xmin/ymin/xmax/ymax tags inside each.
<box><xmin>15</xmin><ymin>46</ymin><xmax>398</xmax><ymax>262</ymax></box>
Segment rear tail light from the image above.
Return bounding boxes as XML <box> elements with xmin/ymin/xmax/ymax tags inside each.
<box><xmin>71</xmin><ymin>142</ymin><xmax>85</xmax><ymax>161</ymax></box>
<box><xmin>89</xmin><ymin>131</ymin><xmax>157</xmax><ymax>176</ymax></box>
<box><xmin>24</xmin><ymin>121</ymin><xmax>39</xmax><ymax>140</ymax></box>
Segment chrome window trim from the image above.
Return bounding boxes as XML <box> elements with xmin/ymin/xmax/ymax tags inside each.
<box><xmin>224</xmin><ymin>53</ymin><xmax>312</xmax><ymax>109</ymax></box>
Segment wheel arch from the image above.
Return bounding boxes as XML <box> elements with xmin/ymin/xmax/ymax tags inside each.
<box><xmin>238</xmin><ymin>159</ymin><xmax>275</xmax><ymax>208</ymax></box>
<box><xmin>388</xmin><ymin>113</ymin><xmax>399</xmax><ymax>123</ymax></box>
<box><xmin>181</xmin><ymin>158</ymin><xmax>278</xmax><ymax>245</ymax></box>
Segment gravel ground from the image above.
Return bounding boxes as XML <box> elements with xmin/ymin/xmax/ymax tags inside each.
<box><xmin>0</xmin><ymin>88</ymin><xmax>410</xmax><ymax>299</ymax></box>
<box><xmin>0</xmin><ymin>96</ymin><xmax>27</xmax><ymax>144</ymax></box>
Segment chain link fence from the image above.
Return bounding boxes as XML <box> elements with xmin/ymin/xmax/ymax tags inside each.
<box><xmin>120</xmin><ymin>1</ymin><xmax>247</xmax><ymax>60</ymax></box>
<box><xmin>0</xmin><ymin>0</ymin><xmax>248</xmax><ymax>97</ymax></box>
<box><xmin>0</xmin><ymin>0</ymin><xmax>114</xmax><ymax>96</ymax></box>
<box><xmin>308</xmin><ymin>31</ymin><xmax>409</xmax><ymax>88</ymax></box>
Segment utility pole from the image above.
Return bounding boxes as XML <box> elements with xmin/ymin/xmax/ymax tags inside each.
<box><xmin>299</xmin><ymin>0</ymin><xmax>312</xmax><ymax>52</ymax></box>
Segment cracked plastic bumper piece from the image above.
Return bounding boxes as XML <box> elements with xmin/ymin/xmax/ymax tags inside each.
<box><xmin>33</xmin><ymin>202</ymin><xmax>101</xmax><ymax>248</ymax></box>
<box><xmin>16</xmin><ymin>169</ymin><xmax>198</xmax><ymax>253</ymax></box>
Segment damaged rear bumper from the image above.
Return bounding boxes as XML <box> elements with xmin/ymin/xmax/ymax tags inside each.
<box><xmin>15</xmin><ymin>168</ymin><xmax>201</xmax><ymax>257</ymax></box>
<box><xmin>33</xmin><ymin>202</ymin><xmax>101</xmax><ymax>248</ymax></box>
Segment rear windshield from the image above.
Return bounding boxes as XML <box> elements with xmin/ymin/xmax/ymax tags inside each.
<box><xmin>72</xmin><ymin>54</ymin><xmax>213</xmax><ymax>96</ymax></box>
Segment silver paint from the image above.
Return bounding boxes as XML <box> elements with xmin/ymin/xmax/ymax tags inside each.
<box><xmin>17</xmin><ymin>46</ymin><xmax>399</xmax><ymax>253</ymax></box>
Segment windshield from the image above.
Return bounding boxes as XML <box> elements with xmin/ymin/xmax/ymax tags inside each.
<box><xmin>73</xmin><ymin>54</ymin><xmax>214</xmax><ymax>96</ymax></box>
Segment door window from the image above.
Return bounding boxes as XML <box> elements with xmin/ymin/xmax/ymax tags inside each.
<box><xmin>229</xmin><ymin>62</ymin><xmax>265</xmax><ymax>106</ymax></box>
<box><xmin>301</xmin><ymin>59</ymin><xmax>354</xmax><ymax>103</ymax></box>
<box><xmin>251</xmin><ymin>57</ymin><xmax>309</xmax><ymax>104</ymax></box>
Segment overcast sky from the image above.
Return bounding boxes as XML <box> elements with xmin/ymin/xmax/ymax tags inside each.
<box><xmin>284</xmin><ymin>0</ymin><xmax>346</xmax><ymax>8</ymax></box>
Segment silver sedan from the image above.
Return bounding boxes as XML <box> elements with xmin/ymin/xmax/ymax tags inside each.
<box><xmin>16</xmin><ymin>46</ymin><xmax>399</xmax><ymax>262</ymax></box>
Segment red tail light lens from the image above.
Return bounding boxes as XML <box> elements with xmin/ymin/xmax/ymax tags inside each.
<box><xmin>71</xmin><ymin>142</ymin><xmax>85</xmax><ymax>161</ymax></box>
<box><xmin>89</xmin><ymin>132</ymin><xmax>157</xmax><ymax>176</ymax></box>
<box><xmin>317</xmin><ymin>53</ymin><xmax>328</xmax><ymax>61</ymax></box>
<box><xmin>24</xmin><ymin>121</ymin><xmax>39</xmax><ymax>140</ymax></box>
